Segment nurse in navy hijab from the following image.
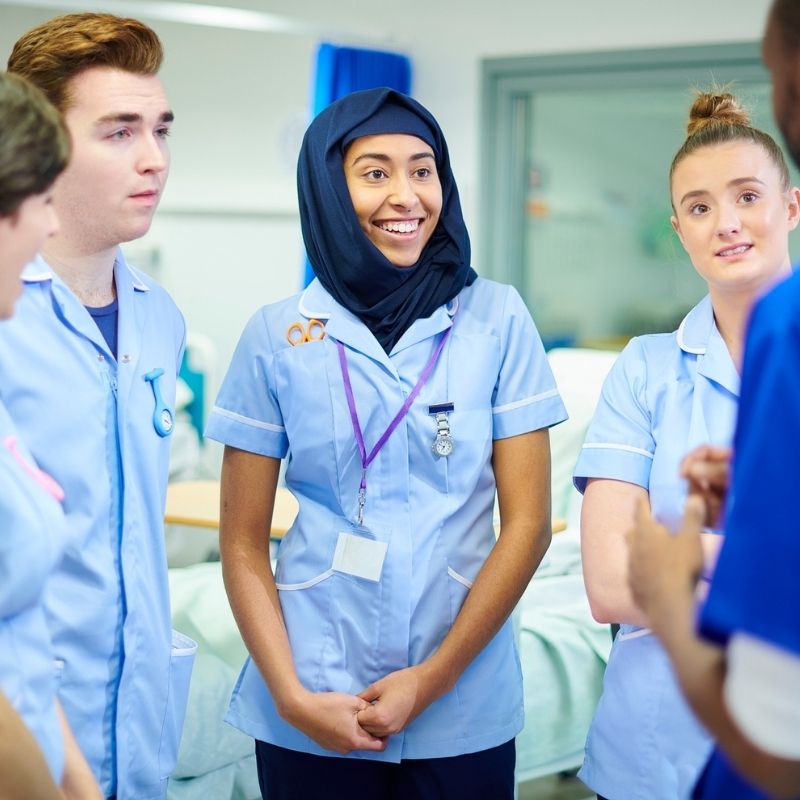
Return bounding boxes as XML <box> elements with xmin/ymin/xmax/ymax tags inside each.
<box><xmin>298</xmin><ymin>87</ymin><xmax>475</xmax><ymax>351</ymax></box>
<box><xmin>206</xmin><ymin>87</ymin><xmax>566</xmax><ymax>800</ymax></box>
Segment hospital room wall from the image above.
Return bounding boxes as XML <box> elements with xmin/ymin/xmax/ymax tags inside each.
<box><xmin>0</xmin><ymin>1</ymin><xmax>773</xmax><ymax>423</ymax></box>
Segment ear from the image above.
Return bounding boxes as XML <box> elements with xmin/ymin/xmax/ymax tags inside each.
<box><xmin>786</xmin><ymin>187</ymin><xmax>800</xmax><ymax>232</ymax></box>
<box><xmin>670</xmin><ymin>214</ymin><xmax>685</xmax><ymax>247</ymax></box>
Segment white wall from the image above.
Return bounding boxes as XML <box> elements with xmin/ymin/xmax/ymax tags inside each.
<box><xmin>0</xmin><ymin>0</ymin><xmax>775</xmax><ymax>398</ymax></box>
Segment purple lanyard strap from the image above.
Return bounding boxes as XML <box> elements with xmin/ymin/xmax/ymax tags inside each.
<box><xmin>336</xmin><ymin>324</ymin><xmax>453</xmax><ymax>525</ymax></box>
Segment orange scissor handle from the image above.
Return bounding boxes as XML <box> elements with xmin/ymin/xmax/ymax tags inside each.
<box><xmin>306</xmin><ymin>318</ymin><xmax>326</xmax><ymax>342</ymax></box>
<box><xmin>286</xmin><ymin>321</ymin><xmax>306</xmax><ymax>346</ymax></box>
<box><xmin>286</xmin><ymin>318</ymin><xmax>326</xmax><ymax>346</ymax></box>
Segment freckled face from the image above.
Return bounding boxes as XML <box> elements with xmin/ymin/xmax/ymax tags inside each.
<box><xmin>343</xmin><ymin>134</ymin><xmax>442</xmax><ymax>268</ymax></box>
<box><xmin>670</xmin><ymin>141</ymin><xmax>799</xmax><ymax>294</ymax></box>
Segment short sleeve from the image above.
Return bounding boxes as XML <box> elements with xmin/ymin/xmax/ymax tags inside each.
<box><xmin>491</xmin><ymin>286</ymin><xmax>568</xmax><ymax>440</ymax></box>
<box><xmin>204</xmin><ymin>309</ymin><xmax>289</xmax><ymax>458</ymax></box>
<box><xmin>573</xmin><ymin>337</ymin><xmax>655</xmax><ymax>494</ymax></box>
<box><xmin>699</xmin><ymin>278</ymin><xmax>800</xmax><ymax>656</ymax></box>
<box><xmin>724</xmin><ymin>633</ymin><xmax>800</xmax><ymax>759</ymax></box>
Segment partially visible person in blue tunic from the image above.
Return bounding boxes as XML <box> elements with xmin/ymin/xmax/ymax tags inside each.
<box><xmin>574</xmin><ymin>88</ymin><xmax>800</xmax><ymax>800</ymax></box>
<box><xmin>0</xmin><ymin>70</ymin><xmax>100</xmax><ymax>798</ymax></box>
<box><xmin>627</xmin><ymin>1</ymin><xmax>800</xmax><ymax>797</ymax></box>
<box><xmin>2</xmin><ymin>14</ymin><xmax>196</xmax><ymax>799</ymax></box>
<box><xmin>205</xmin><ymin>87</ymin><xmax>567</xmax><ymax>800</ymax></box>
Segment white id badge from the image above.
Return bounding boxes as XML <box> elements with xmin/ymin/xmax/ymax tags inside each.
<box><xmin>332</xmin><ymin>531</ymin><xmax>388</xmax><ymax>582</ymax></box>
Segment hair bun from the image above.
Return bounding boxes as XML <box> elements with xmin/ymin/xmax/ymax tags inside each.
<box><xmin>687</xmin><ymin>90</ymin><xmax>750</xmax><ymax>136</ymax></box>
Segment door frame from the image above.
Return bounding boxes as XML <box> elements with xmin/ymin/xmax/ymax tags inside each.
<box><xmin>479</xmin><ymin>42</ymin><xmax>768</xmax><ymax>294</ymax></box>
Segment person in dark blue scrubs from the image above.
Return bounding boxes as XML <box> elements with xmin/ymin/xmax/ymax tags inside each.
<box><xmin>626</xmin><ymin>6</ymin><xmax>800</xmax><ymax>798</ymax></box>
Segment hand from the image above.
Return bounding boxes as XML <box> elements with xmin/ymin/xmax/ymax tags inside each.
<box><xmin>60</xmin><ymin>747</ymin><xmax>102</xmax><ymax>800</ymax></box>
<box><xmin>357</xmin><ymin>666</ymin><xmax>436</xmax><ymax>738</ymax></box>
<box><xmin>626</xmin><ymin>496</ymin><xmax>705</xmax><ymax>633</ymax></box>
<box><xmin>680</xmin><ymin>445</ymin><xmax>732</xmax><ymax>528</ymax></box>
<box><xmin>283</xmin><ymin>689</ymin><xmax>387</xmax><ymax>754</ymax></box>
<box><xmin>58</xmin><ymin>703</ymin><xmax>102</xmax><ymax>800</ymax></box>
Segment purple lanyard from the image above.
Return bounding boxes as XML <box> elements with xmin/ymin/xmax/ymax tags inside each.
<box><xmin>336</xmin><ymin>324</ymin><xmax>453</xmax><ymax>525</ymax></box>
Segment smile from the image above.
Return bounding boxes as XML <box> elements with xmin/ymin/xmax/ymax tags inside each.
<box><xmin>377</xmin><ymin>219</ymin><xmax>420</xmax><ymax>234</ymax></box>
<box><xmin>716</xmin><ymin>243</ymin><xmax>752</xmax><ymax>257</ymax></box>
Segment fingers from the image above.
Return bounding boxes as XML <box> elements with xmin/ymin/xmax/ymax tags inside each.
<box><xmin>681</xmin><ymin>494</ymin><xmax>705</xmax><ymax>534</ymax></box>
<box><xmin>357</xmin><ymin>683</ymin><xmax>380</xmax><ymax>703</ymax></box>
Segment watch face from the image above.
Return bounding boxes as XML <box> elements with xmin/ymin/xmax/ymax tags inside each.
<box><xmin>160</xmin><ymin>409</ymin><xmax>174</xmax><ymax>433</ymax></box>
<box><xmin>432</xmin><ymin>434</ymin><xmax>454</xmax><ymax>457</ymax></box>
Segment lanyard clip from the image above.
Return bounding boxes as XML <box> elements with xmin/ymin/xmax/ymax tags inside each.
<box><xmin>356</xmin><ymin>468</ymin><xmax>367</xmax><ymax>526</ymax></box>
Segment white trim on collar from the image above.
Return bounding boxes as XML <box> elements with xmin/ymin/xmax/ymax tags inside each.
<box><xmin>19</xmin><ymin>255</ymin><xmax>150</xmax><ymax>292</ymax></box>
<box><xmin>124</xmin><ymin>262</ymin><xmax>150</xmax><ymax>292</ymax></box>
<box><xmin>676</xmin><ymin>295</ymin><xmax>715</xmax><ymax>355</ymax></box>
<box><xmin>676</xmin><ymin>315</ymin><xmax>705</xmax><ymax>355</ymax></box>
<box><xmin>21</xmin><ymin>257</ymin><xmax>53</xmax><ymax>283</ymax></box>
<box><xmin>298</xmin><ymin>284</ymin><xmax>331</xmax><ymax>320</ymax></box>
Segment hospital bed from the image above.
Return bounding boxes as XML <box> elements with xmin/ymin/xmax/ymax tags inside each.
<box><xmin>163</xmin><ymin>347</ymin><xmax>619</xmax><ymax>799</ymax></box>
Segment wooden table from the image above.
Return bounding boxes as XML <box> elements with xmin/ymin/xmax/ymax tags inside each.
<box><xmin>164</xmin><ymin>479</ymin><xmax>298</xmax><ymax>539</ymax></box>
<box><xmin>165</xmin><ymin>479</ymin><xmax>568</xmax><ymax>538</ymax></box>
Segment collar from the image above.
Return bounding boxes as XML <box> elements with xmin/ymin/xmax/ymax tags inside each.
<box><xmin>21</xmin><ymin>249</ymin><xmax>151</xmax><ymax>293</ymax></box>
<box><xmin>297</xmin><ymin>278</ymin><xmax>458</xmax><ymax>367</ymax></box>
<box><xmin>677</xmin><ymin>294</ymin><xmax>739</xmax><ymax>397</ymax></box>
<box><xmin>298</xmin><ymin>278</ymin><xmax>458</xmax><ymax>320</ymax></box>
<box><xmin>676</xmin><ymin>294</ymin><xmax>714</xmax><ymax>354</ymax></box>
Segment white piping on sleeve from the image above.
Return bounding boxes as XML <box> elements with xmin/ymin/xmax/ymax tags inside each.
<box><xmin>582</xmin><ymin>442</ymin><xmax>654</xmax><ymax>459</ymax></box>
<box><xmin>211</xmin><ymin>406</ymin><xmax>285</xmax><ymax>433</ymax></box>
<box><xmin>492</xmin><ymin>388</ymin><xmax>559</xmax><ymax>415</ymax></box>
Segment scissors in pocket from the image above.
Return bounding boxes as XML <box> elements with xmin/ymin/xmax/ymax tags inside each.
<box><xmin>286</xmin><ymin>318</ymin><xmax>326</xmax><ymax>346</ymax></box>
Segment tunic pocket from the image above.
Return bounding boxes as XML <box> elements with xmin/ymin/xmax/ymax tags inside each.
<box><xmin>446</xmin><ymin>565</ymin><xmax>474</xmax><ymax>625</ymax></box>
<box><xmin>157</xmin><ymin>630</ymin><xmax>197</xmax><ymax>780</ymax></box>
<box><xmin>277</xmin><ymin>529</ymin><xmax>387</xmax><ymax>696</ymax></box>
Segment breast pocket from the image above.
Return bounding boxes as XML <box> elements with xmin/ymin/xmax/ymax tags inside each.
<box><xmin>413</xmin><ymin>333</ymin><xmax>498</xmax><ymax>496</ymax></box>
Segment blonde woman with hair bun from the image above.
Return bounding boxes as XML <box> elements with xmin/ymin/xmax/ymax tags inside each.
<box><xmin>573</xmin><ymin>89</ymin><xmax>800</xmax><ymax>800</ymax></box>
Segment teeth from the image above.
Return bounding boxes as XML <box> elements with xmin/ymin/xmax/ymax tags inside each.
<box><xmin>719</xmin><ymin>245</ymin><xmax>750</xmax><ymax>256</ymax></box>
<box><xmin>379</xmin><ymin>220</ymin><xmax>419</xmax><ymax>233</ymax></box>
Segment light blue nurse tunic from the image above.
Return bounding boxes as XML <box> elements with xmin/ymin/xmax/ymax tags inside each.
<box><xmin>573</xmin><ymin>295</ymin><xmax>739</xmax><ymax>800</ymax></box>
<box><xmin>206</xmin><ymin>276</ymin><xmax>567</xmax><ymax>762</ymax></box>
<box><xmin>0</xmin><ymin>254</ymin><xmax>196</xmax><ymax>800</ymax></box>
<box><xmin>0</xmin><ymin>400</ymin><xmax>66</xmax><ymax>781</ymax></box>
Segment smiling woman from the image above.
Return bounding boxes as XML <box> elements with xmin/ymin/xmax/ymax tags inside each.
<box><xmin>205</xmin><ymin>87</ymin><xmax>568</xmax><ymax>800</ymax></box>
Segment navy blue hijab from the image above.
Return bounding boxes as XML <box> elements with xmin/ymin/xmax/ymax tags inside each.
<box><xmin>297</xmin><ymin>88</ymin><xmax>476</xmax><ymax>352</ymax></box>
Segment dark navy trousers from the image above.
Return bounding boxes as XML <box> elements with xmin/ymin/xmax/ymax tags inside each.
<box><xmin>255</xmin><ymin>738</ymin><xmax>516</xmax><ymax>800</ymax></box>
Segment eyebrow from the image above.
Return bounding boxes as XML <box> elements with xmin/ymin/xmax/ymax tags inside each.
<box><xmin>350</xmin><ymin>151</ymin><xmax>435</xmax><ymax>166</ymax></box>
<box><xmin>95</xmin><ymin>110</ymin><xmax>175</xmax><ymax>126</ymax></box>
<box><xmin>679</xmin><ymin>176</ymin><xmax>766</xmax><ymax>206</ymax></box>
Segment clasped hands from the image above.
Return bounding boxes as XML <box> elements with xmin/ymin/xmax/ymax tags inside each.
<box><xmin>626</xmin><ymin>444</ymin><xmax>731</xmax><ymax>628</ymax></box>
<box><xmin>284</xmin><ymin>664</ymin><xmax>437</xmax><ymax>755</ymax></box>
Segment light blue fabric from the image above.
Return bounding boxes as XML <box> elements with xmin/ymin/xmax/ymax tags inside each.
<box><xmin>0</xmin><ymin>401</ymin><xmax>66</xmax><ymax>781</ymax></box>
<box><xmin>206</xmin><ymin>276</ymin><xmax>567</xmax><ymax>762</ymax></box>
<box><xmin>573</xmin><ymin>295</ymin><xmax>739</xmax><ymax>800</ymax></box>
<box><xmin>0</xmin><ymin>253</ymin><xmax>196</xmax><ymax>800</ymax></box>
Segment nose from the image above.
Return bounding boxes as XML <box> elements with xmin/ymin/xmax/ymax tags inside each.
<box><xmin>716</xmin><ymin>204</ymin><xmax>741</xmax><ymax>237</ymax></box>
<box><xmin>137</xmin><ymin>133</ymin><xmax>169</xmax><ymax>175</ymax></box>
<box><xmin>388</xmin><ymin>173</ymin><xmax>419</xmax><ymax>211</ymax></box>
